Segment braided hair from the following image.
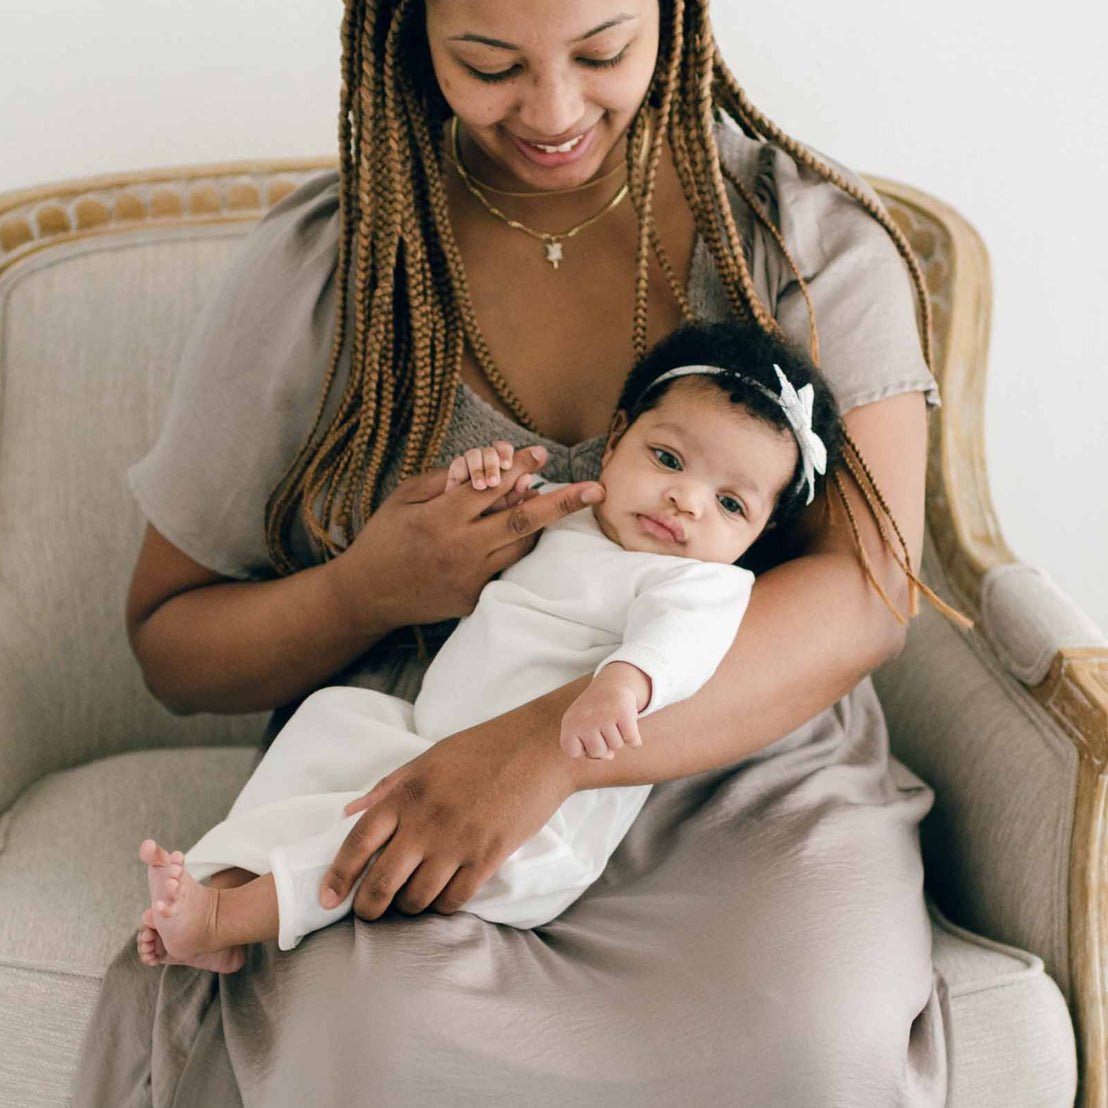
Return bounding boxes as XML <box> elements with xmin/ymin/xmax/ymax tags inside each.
<box><xmin>263</xmin><ymin>0</ymin><xmax>945</xmax><ymax>625</ymax></box>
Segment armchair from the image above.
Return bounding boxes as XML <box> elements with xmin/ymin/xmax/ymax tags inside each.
<box><xmin>0</xmin><ymin>160</ymin><xmax>1100</xmax><ymax>1106</ymax></box>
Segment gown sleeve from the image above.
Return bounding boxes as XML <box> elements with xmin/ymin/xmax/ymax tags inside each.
<box><xmin>126</xmin><ymin>170</ymin><xmax>346</xmax><ymax>580</ymax></box>
<box><xmin>595</xmin><ymin>560</ymin><xmax>755</xmax><ymax>714</ymax></box>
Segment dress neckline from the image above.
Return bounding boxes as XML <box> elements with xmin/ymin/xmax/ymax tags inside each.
<box><xmin>457</xmin><ymin>380</ymin><xmax>606</xmax><ymax>454</ymax></box>
<box><xmin>454</xmin><ymin>229</ymin><xmax>713</xmax><ymax>454</ymax></box>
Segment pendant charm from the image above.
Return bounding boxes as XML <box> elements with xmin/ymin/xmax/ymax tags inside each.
<box><xmin>544</xmin><ymin>240</ymin><xmax>563</xmax><ymax>269</ymax></box>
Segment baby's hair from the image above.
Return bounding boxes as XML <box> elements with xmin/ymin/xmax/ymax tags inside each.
<box><xmin>616</xmin><ymin>320</ymin><xmax>842</xmax><ymax>530</ymax></box>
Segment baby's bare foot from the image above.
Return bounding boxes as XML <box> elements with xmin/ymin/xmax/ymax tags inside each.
<box><xmin>138</xmin><ymin>839</ymin><xmax>245</xmax><ymax>974</ymax></box>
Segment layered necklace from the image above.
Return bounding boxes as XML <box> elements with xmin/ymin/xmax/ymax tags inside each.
<box><xmin>446</xmin><ymin>116</ymin><xmax>632</xmax><ymax>270</ymax></box>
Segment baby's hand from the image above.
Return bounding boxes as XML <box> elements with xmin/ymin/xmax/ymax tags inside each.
<box><xmin>560</xmin><ymin>664</ymin><xmax>649</xmax><ymax>760</ymax></box>
<box><xmin>445</xmin><ymin>441</ymin><xmax>515</xmax><ymax>492</ymax></box>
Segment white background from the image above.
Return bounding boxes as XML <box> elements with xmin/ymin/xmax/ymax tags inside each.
<box><xmin>3</xmin><ymin>1</ymin><xmax>1105</xmax><ymax>632</ymax></box>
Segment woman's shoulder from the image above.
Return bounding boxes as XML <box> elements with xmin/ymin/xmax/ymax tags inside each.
<box><xmin>714</xmin><ymin>120</ymin><xmax>890</xmax><ymax>275</ymax></box>
<box><xmin>126</xmin><ymin>169</ymin><xmax>349</xmax><ymax>581</ymax></box>
<box><xmin>710</xmin><ymin>119</ymin><xmax>938</xmax><ymax>412</ymax></box>
<box><xmin>235</xmin><ymin>168</ymin><xmax>343</xmax><ymax>287</ymax></box>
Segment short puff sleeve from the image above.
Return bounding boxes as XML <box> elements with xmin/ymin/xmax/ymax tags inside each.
<box><xmin>705</xmin><ymin>125</ymin><xmax>940</xmax><ymax>415</ymax></box>
<box><xmin>127</xmin><ymin>170</ymin><xmax>346</xmax><ymax>580</ymax></box>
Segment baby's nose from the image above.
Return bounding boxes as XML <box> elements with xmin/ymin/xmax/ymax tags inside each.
<box><xmin>666</xmin><ymin>484</ymin><xmax>701</xmax><ymax>516</ymax></box>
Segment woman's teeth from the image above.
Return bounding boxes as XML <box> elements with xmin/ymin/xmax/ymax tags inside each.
<box><xmin>531</xmin><ymin>135</ymin><xmax>584</xmax><ymax>154</ymax></box>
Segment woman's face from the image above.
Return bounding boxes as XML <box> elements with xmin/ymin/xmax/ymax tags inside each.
<box><xmin>425</xmin><ymin>0</ymin><xmax>660</xmax><ymax>191</ymax></box>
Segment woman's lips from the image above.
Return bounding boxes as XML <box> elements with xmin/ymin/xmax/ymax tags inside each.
<box><xmin>507</xmin><ymin>124</ymin><xmax>597</xmax><ymax>168</ymax></box>
<box><xmin>636</xmin><ymin>514</ymin><xmax>685</xmax><ymax>544</ymax></box>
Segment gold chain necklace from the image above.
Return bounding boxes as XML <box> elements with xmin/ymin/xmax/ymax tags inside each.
<box><xmin>449</xmin><ymin>116</ymin><xmax>629</xmax><ymax>270</ymax></box>
<box><xmin>442</xmin><ymin>146</ymin><xmax>627</xmax><ymax>198</ymax></box>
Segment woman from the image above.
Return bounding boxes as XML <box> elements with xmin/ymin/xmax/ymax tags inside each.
<box><xmin>74</xmin><ymin>0</ymin><xmax>947</xmax><ymax>1103</ymax></box>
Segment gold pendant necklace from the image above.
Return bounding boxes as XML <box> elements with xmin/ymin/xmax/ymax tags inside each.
<box><xmin>449</xmin><ymin>116</ymin><xmax>629</xmax><ymax>271</ymax></box>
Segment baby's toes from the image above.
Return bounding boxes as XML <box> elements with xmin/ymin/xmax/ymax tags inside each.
<box><xmin>139</xmin><ymin>838</ymin><xmax>169</xmax><ymax>867</ymax></box>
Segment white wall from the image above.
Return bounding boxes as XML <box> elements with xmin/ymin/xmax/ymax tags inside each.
<box><xmin>3</xmin><ymin>0</ymin><xmax>1105</xmax><ymax>632</ymax></box>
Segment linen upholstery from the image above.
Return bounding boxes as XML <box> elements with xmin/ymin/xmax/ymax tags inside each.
<box><xmin>875</xmin><ymin>537</ymin><xmax>1080</xmax><ymax>1001</ymax></box>
<box><xmin>979</xmin><ymin>563</ymin><xmax>1108</xmax><ymax>686</ymax></box>
<box><xmin>0</xmin><ymin>171</ymin><xmax>1082</xmax><ymax>1107</ymax></box>
<box><xmin>0</xmin><ymin>233</ymin><xmax>267</xmax><ymax>814</ymax></box>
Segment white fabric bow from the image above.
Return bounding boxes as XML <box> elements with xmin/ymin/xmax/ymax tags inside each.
<box><xmin>771</xmin><ymin>363</ymin><xmax>827</xmax><ymax>505</ymax></box>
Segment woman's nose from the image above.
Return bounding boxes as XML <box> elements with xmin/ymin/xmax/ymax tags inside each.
<box><xmin>517</xmin><ymin>66</ymin><xmax>586</xmax><ymax>140</ymax></box>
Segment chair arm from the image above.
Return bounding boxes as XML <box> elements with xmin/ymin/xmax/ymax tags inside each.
<box><xmin>875</xmin><ymin>538</ymin><xmax>1107</xmax><ymax>1107</ymax></box>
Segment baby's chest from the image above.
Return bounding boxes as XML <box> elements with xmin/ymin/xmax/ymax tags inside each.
<box><xmin>497</xmin><ymin>533</ymin><xmax>639</xmax><ymax>633</ymax></box>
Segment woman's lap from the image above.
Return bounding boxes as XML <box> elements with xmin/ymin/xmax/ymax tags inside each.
<box><xmin>72</xmin><ymin>679</ymin><xmax>945</xmax><ymax>1107</ymax></box>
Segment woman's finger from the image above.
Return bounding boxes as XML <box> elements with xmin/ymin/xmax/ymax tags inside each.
<box><xmin>392</xmin><ymin>858</ymin><xmax>461</xmax><ymax>916</ymax></box>
<box><xmin>320</xmin><ymin>806</ymin><xmax>398</xmax><ymax>908</ymax></box>
<box><xmin>350</xmin><ymin>841</ymin><xmax>425</xmax><ymax>921</ymax></box>
<box><xmin>432</xmin><ymin>861</ymin><xmax>497</xmax><ymax>916</ymax></box>
<box><xmin>342</xmin><ymin>773</ymin><xmax>393</xmax><ymax>817</ymax></box>
<box><xmin>481</xmin><ymin>480</ymin><xmax>605</xmax><ymax>555</ymax></box>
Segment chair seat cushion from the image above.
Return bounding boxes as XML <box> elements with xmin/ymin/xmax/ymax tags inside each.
<box><xmin>0</xmin><ymin>748</ymin><xmax>1078</xmax><ymax>1107</ymax></box>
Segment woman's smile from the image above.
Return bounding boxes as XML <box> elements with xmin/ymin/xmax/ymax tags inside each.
<box><xmin>507</xmin><ymin>122</ymin><xmax>599</xmax><ymax>168</ymax></box>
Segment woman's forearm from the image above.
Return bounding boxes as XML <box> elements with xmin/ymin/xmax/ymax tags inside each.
<box><xmin>132</xmin><ymin>556</ymin><xmax>398</xmax><ymax>716</ymax></box>
<box><xmin>563</xmin><ymin>547</ymin><xmax>906</xmax><ymax>789</ymax></box>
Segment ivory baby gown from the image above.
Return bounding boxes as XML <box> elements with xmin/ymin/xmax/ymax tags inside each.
<box><xmin>184</xmin><ymin>493</ymin><xmax>754</xmax><ymax>947</ymax></box>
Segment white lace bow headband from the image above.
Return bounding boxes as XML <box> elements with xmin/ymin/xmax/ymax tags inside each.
<box><xmin>646</xmin><ymin>363</ymin><xmax>829</xmax><ymax>505</ymax></box>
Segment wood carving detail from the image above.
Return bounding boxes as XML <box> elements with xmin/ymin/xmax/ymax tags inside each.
<box><xmin>0</xmin><ymin>163</ymin><xmax>333</xmax><ymax>273</ymax></box>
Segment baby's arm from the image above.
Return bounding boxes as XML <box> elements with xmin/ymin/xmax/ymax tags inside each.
<box><xmin>559</xmin><ymin>661</ymin><xmax>651</xmax><ymax>760</ymax></box>
<box><xmin>561</xmin><ymin>560</ymin><xmax>755</xmax><ymax>760</ymax></box>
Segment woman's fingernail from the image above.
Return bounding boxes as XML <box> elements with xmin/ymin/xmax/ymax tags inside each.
<box><xmin>320</xmin><ymin>887</ymin><xmax>340</xmax><ymax>908</ymax></box>
<box><xmin>581</xmin><ymin>486</ymin><xmax>603</xmax><ymax>504</ymax></box>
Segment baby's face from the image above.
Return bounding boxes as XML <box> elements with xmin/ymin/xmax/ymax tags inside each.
<box><xmin>593</xmin><ymin>380</ymin><xmax>799</xmax><ymax>564</ymax></box>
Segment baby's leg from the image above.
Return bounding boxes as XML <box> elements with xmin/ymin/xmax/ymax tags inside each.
<box><xmin>205</xmin><ymin>866</ymin><xmax>256</xmax><ymax>890</ymax></box>
<box><xmin>136</xmin><ymin>840</ymin><xmax>279</xmax><ymax>974</ymax></box>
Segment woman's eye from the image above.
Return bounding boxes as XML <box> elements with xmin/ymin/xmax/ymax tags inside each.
<box><xmin>579</xmin><ymin>47</ymin><xmax>628</xmax><ymax>70</ymax></box>
<box><xmin>464</xmin><ymin>64</ymin><xmax>520</xmax><ymax>84</ymax></box>
<box><xmin>651</xmin><ymin>448</ymin><xmax>681</xmax><ymax>470</ymax></box>
<box><xmin>718</xmin><ymin>494</ymin><xmax>746</xmax><ymax>517</ymax></box>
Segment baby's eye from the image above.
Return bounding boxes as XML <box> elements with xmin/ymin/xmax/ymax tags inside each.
<box><xmin>718</xmin><ymin>494</ymin><xmax>746</xmax><ymax>517</ymax></box>
<box><xmin>651</xmin><ymin>447</ymin><xmax>681</xmax><ymax>470</ymax></box>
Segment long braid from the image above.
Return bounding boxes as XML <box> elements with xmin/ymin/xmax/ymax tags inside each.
<box><xmin>263</xmin><ymin>0</ymin><xmax>958</xmax><ymax>630</ymax></box>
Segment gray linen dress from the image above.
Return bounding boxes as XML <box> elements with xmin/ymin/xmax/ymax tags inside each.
<box><xmin>72</xmin><ymin>123</ymin><xmax>948</xmax><ymax>1107</ymax></box>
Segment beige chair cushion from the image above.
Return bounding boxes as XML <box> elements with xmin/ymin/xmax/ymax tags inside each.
<box><xmin>0</xmin><ymin>746</ymin><xmax>257</xmax><ymax>1108</ymax></box>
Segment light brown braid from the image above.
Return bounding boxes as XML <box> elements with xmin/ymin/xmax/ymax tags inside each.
<box><xmin>263</xmin><ymin>0</ymin><xmax>959</xmax><ymax>628</ymax></box>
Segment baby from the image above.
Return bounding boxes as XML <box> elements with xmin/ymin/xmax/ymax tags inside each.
<box><xmin>136</xmin><ymin>319</ymin><xmax>842</xmax><ymax>972</ymax></box>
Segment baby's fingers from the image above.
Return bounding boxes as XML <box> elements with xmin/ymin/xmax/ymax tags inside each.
<box><xmin>444</xmin><ymin>455</ymin><xmax>470</xmax><ymax>492</ymax></box>
<box><xmin>465</xmin><ymin>442</ymin><xmax>514</xmax><ymax>490</ymax></box>
<box><xmin>583</xmin><ymin>729</ymin><xmax>614</xmax><ymax>760</ymax></box>
<box><xmin>620</xmin><ymin>716</ymin><xmax>643</xmax><ymax>750</ymax></box>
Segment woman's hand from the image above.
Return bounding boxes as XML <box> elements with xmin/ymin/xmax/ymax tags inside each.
<box><xmin>328</xmin><ymin>443</ymin><xmax>605</xmax><ymax>632</ymax></box>
<box><xmin>318</xmin><ymin>677</ymin><xmax>588</xmax><ymax>919</ymax></box>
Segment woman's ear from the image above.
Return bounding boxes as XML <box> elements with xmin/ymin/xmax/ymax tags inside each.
<box><xmin>601</xmin><ymin>410</ymin><xmax>630</xmax><ymax>466</ymax></box>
